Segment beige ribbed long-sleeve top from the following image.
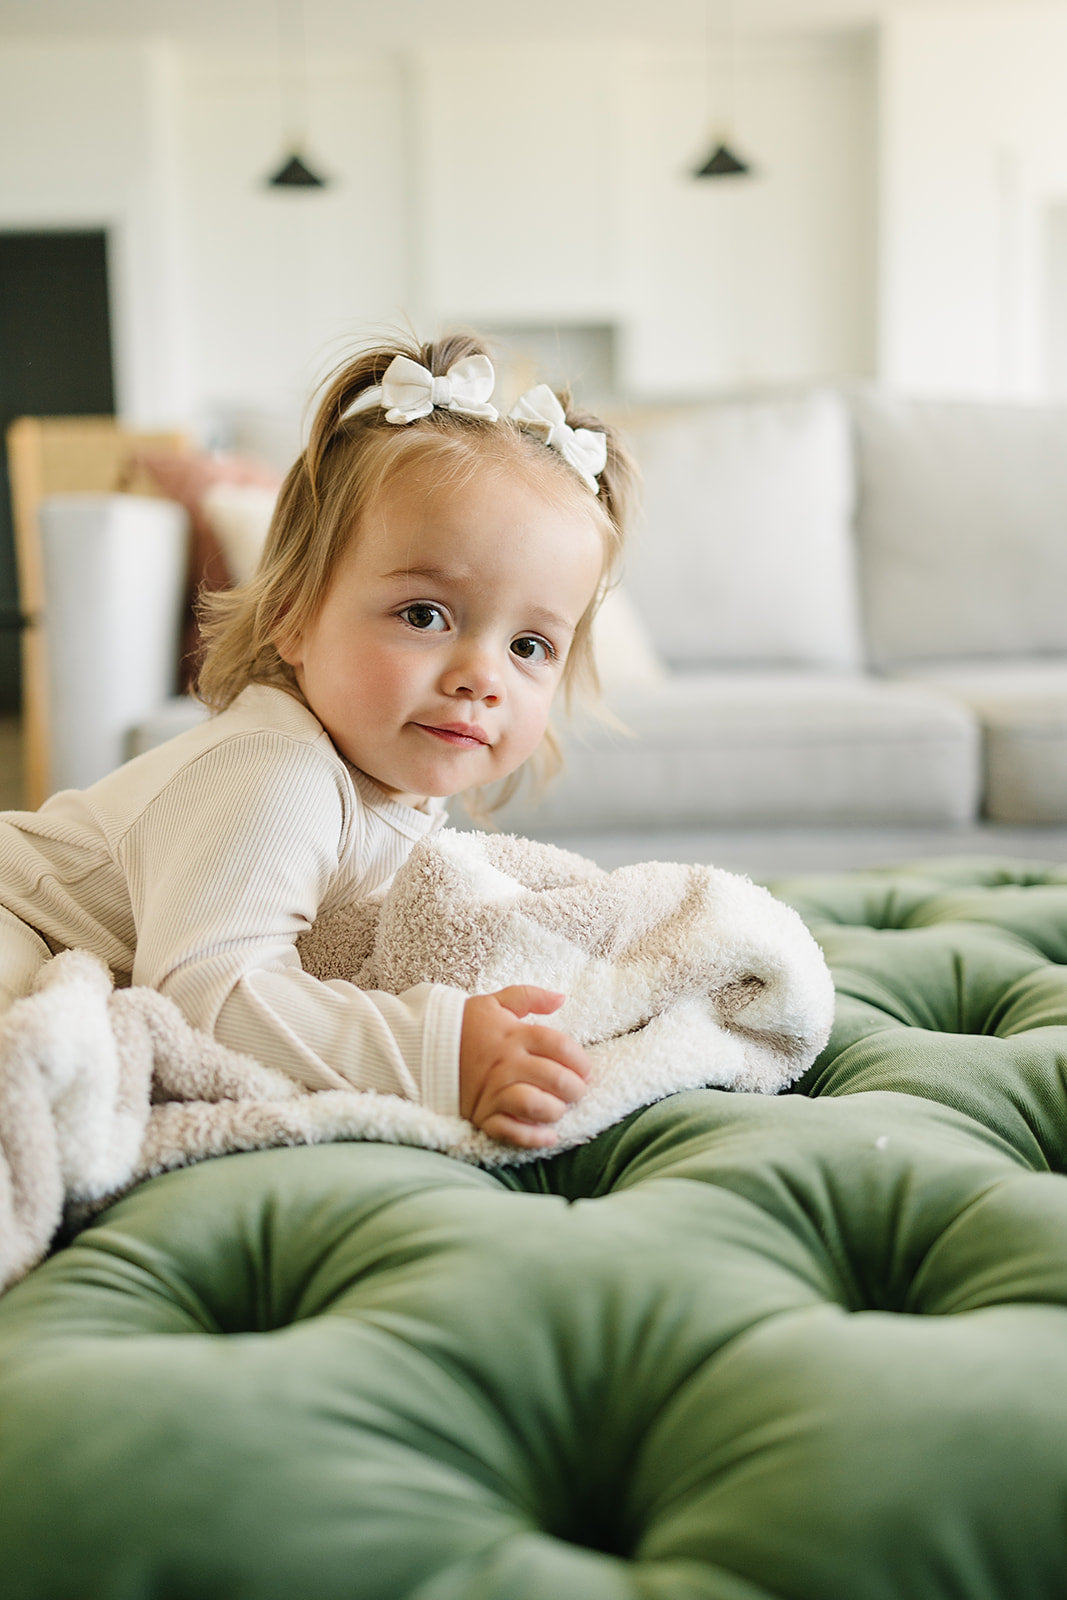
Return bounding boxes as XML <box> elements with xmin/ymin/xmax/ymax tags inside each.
<box><xmin>0</xmin><ymin>684</ymin><xmax>465</xmax><ymax>1114</ymax></box>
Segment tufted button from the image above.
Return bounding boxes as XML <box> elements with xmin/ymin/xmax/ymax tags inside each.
<box><xmin>2</xmin><ymin>1091</ymin><xmax>1067</xmax><ymax>1596</ymax></box>
<box><xmin>3</xmin><ymin>858</ymin><xmax>1067</xmax><ymax>1595</ymax></box>
<box><xmin>776</xmin><ymin>860</ymin><xmax>1067</xmax><ymax>934</ymax></box>
<box><xmin>774</xmin><ymin>860</ymin><xmax>1067</xmax><ymax>1173</ymax></box>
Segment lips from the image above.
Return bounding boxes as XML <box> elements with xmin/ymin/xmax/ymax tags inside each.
<box><xmin>417</xmin><ymin>722</ymin><xmax>491</xmax><ymax>748</ymax></box>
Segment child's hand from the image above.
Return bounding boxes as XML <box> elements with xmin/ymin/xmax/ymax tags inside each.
<box><xmin>459</xmin><ymin>986</ymin><xmax>591</xmax><ymax>1148</ymax></box>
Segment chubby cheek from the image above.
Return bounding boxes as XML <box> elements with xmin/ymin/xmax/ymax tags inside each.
<box><xmin>351</xmin><ymin>640</ymin><xmax>420</xmax><ymax>706</ymax></box>
<box><xmin>504</xmin><ymin>683</ymin><xmax>557</xmax><ymax>764</ymax></box>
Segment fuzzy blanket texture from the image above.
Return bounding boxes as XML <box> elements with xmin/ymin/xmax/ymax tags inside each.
<box><xmin>0</xmin><ymin>830</ymin><xmax>834</xmax><ymax>1294</ymax></box>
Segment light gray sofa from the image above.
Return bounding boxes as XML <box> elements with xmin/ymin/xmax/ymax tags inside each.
<box><xmin>33</xmin><ymin>388</ymin><xmax>1067</xmax><ymax>874</ymax></box>
<box><xmin>497</xmin><ymin>388</ymin><xmax>1067</xmax><ymax>868</ymax></box>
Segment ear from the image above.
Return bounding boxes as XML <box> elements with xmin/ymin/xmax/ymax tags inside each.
<box><xmin>273</xmin><ymin>623</ymin><xmax>303</xmax><ymax>669</ymax></box>
<box><xmin>269</xmin><ymin>596</ymin><xmax>303</xmax><ymax>668</ymax></box>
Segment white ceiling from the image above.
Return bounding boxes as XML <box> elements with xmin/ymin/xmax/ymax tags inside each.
<box><xmin>0</xmin><ymin>0</ymin><xmax>1026</xmax><ymax>47</ymax></box>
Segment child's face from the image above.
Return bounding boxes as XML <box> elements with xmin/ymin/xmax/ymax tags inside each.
<box><xmin>279</xmin><ymin>465</ymin><xmax>604</xmax><ymax>805</ymax></box>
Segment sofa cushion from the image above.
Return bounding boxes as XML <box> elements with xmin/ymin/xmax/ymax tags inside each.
<box><xmin>495</xmin><ymin>670</ymin><xmax>980</xmax><ymax>831</ymax></box>
<box><xmin>621</xmin><ymin>391</ymin><xmax>863</xmax><ymax>670</ymax></box>
<box><xmin>899</xmin><ymin>658</ymin><xmax>1067</xmax><ymax>824</ymax></box>
<box><xmin>589</xmin><ymin>585</ymin><xmax>668</xmax><ymax>690</ymax></box>
<box><xmin>853</xmin><ymin>391</ymin><xmax>1067</xmax><ymax>667</ymax></box>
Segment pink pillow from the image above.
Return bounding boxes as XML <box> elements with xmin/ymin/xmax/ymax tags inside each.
<box><xmin>131</xmin><ymin>449</ymin><xmax>282</xmax><ymax>684</ymax></box>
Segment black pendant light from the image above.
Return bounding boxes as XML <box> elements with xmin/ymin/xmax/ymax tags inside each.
<box><xmin>695</xmin><ymin>141</ymin><xmax>751</xmax><ymax>179</ymax></box>
<box><xmin>693</xmin><ymin>0</ymin><xmax>755</xmax><ymax>180</ymax></box>
<box><xmin>265</xmin><ymin>0</ymin><xmax>329</xmax><ymax>190</ymax></box>
<box><xmin>268</xmin><ymin>150</ymin><xmax>327</xmax><ymax>189</ymax></box>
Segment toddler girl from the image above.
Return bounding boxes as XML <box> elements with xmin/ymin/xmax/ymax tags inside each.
<box><xmin>0</xmin><ymin>333</ymin><xmax>635</xmax><ymax>1148</ymax></box>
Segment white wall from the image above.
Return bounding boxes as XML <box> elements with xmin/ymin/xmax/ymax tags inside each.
<box><xmin>180</xmin><ymin>30</ymin><xmax>878</xmax><ymax>423</ymax></box>
<box><xmin>179</xmin><ymin>47</ymin><xmax>411</xmax><ymax>448</ymax></box>
<box><xmin>414</xmin><ymin>42</ymin><xmax>629</xmax><ymax>328</ymax></box>
<box><xmin>620</xmin><ymin>31</ymin><xmax>878</xmax><ymax>397</ymax></box>
<box><xmin>0</xmin><ymin>26</ymin><xmax>879</xmax><ymax>436</ymax></box>
<box><xmin>0</xmin><ymin>38</ymin><xmax>192</xmax><ymax>424</ymax></box>
<box><xmin>879</xmin><ymin>3</ymin><xmax>1067</xmax><ymax>399</ymax></box>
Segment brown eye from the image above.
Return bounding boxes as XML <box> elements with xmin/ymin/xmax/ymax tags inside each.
<box><xmin>511</xmin><ymin>635</ymin><xmax>551</xmax><ymax>663</ymax></box>
<box><xmin>401</xmin><ymin>603</ymin><xmax>446</xmax><ymax>632</ymax></box>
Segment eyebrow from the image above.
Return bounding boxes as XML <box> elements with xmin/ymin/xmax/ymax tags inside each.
<box><xmin>382</xmin><ymin>564</ymin><xmax>454</xmax><ymax>586</ymax></box>
<box><xmin>381</xmin><ymin>564</ymin><xmax>577</xmax><ymax>635</ymax></box>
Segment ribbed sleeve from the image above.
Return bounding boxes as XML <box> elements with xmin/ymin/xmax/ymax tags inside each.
<box><xmin>0</xmin><ymin>686</ymin><xmax>462</xmax><ymax>1113</ymax></box>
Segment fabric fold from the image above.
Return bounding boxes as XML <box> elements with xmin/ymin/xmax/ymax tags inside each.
<box><xmin>0</xmin><ymin>831</ymin><xmax>834</xmax><ymax>1297</ymax></box>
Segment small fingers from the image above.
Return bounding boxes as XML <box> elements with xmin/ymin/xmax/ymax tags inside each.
<box><xmin>492</xmin><ymin>985</ymin><xmax>566</xmax><ymax>1020</ymax></box>
<box><xmin>534</xmin><ymin>1059</ymin><xmax>589</xmax><ymax>1107</ymax></box>
<box><xmin>478</xmin><ymin>1112</ymin><xmax>560</xmax><ymax>1150</ymax></box>
<box><xmin>466</xmin><ymin>1060</ymin><xmax>588</xmax><ymax>1140</ymax></box>
<box><xmin>494</xmin><ymin>1082</ymin><xmax>574</xmax><ymax>1125</ymax></box>
<box><xmin>520</xmin><ymin>1026</ymin><xmax>593</xmax><ymax>1081</ymax></box>
<box><xmin>499</xmin><ymin>1049</ymin><xmax>588</xmax><ymax>1109</ymax></box>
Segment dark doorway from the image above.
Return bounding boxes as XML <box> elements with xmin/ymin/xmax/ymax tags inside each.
<box><xmin>0</xmin><ymin>231</ymin><xmax>116</xmax><ymax>710</ymax></box>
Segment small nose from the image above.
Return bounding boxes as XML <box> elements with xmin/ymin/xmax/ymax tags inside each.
<box><xmin>440</xmin><ymin>643</ymin><xmax>502</xmax><ymax>705</ymax></box>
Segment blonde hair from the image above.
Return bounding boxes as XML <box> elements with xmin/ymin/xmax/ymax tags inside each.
<box><xmin>196</xmin><ymin>330</ymin><xmax>637</xmax><ymax>810</ymax></box>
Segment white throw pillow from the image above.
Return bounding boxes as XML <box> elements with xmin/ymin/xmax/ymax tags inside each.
<box><xmin>853</xmin><ymin>391</ymin><xmax>1067</xmax><ymax>666</ymax></box>
<box><xmin>591</xmin><ymin>586</ymin><xmax>668</xmax><ymax>690</ymax></box>
<box><xmin>200</xmin><ymin>482</ymin><xmax>278</xmax><ymax>586</ymax></box>
<box><xmin>621</xmin><ymin>391</ymin><xmax>862</xmax><ymax>669</ymax></box>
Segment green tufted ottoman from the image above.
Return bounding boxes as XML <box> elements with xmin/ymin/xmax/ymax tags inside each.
<box><xmin>3</xmin><ymin>856</ymin><xmax>1067</xmax><ymax>1599</ymax></box>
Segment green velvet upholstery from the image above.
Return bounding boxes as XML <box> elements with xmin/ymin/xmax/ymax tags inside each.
<box><xmin>4</xmin><ymin>857</ymin><xmax>1067</xmax><ymax>1598</ymax></box>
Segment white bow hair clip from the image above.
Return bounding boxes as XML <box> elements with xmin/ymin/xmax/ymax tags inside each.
<box><xmin>510</xmin><ymin>384</ymin><xmax>608</xmax><ymax>494</ymax></box>
<box><xmin>347</xmin><ymin>352</ymin><xmax>499</xmax><ymax>425</ymax></box>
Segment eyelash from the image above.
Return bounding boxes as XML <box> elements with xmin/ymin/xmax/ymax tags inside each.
<box><xmin>397</xmin><ymin>604</ymin><xmax>556</xmax><ymax>664</ymax></box>
<box><xmin>511</xmin><ymin>635</ymin><xmax>554</xmax><ymax>664</ymax></box>
<box><xmin>399</xmin><ymin>602</ymin><xmax>447</xmax><ymax>633</ymax></box>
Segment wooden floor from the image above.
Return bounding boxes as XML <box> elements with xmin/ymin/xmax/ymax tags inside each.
<box><xmin>0</xmin><ymin>717</ymin><xmax>22</xmax><ymax>810</ymax></box>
